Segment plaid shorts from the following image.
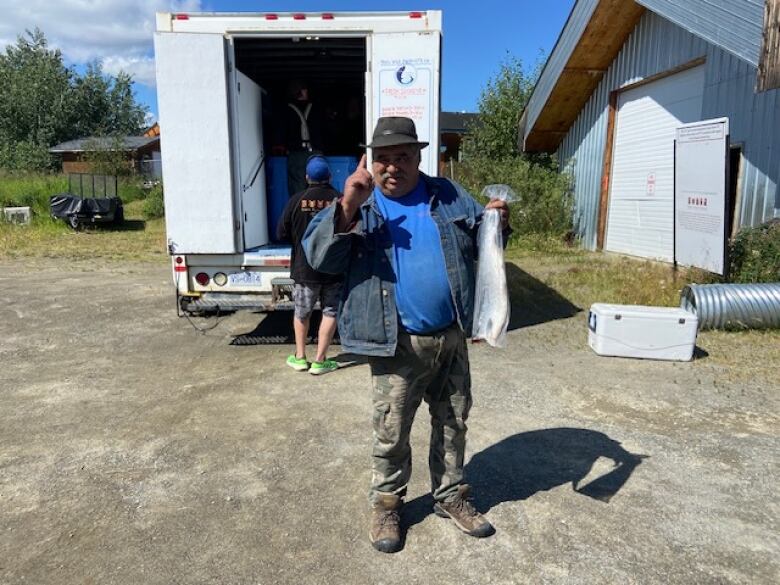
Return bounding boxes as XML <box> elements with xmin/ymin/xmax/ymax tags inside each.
<box><xmin>293</xmin><ymin>282</ymin><xmax>342</xmax><ymax>320</ymax></box>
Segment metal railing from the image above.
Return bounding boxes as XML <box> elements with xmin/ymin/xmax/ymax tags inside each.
<box><xmin>67</xmin><ymin>173</ymin><xmax>118</xmax><ymax>198</ymax></box>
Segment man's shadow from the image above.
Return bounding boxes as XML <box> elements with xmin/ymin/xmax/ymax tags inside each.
<box><xmin>403</xmin><ymin>427</ymin><xmax>647</xmax><ymax>527</ymax></box>
<box><xmin>505</xmin><ymin>263</ymin><xmax>581</xmax><ymax>330</ymax></box>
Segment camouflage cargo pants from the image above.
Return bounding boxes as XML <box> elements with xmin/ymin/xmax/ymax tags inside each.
<box><xmin>368</xmin><ymin>324</ymin><xmax>473</xmax><ymax>504</ymax></box>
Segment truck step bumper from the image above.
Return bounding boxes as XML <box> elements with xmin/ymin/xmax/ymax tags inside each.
<box><xmin>182</xmin><ymin>293</ymin><xmax>293</xmax><ymax>313</ymax></box>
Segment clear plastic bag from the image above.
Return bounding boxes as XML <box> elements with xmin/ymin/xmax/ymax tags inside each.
<box><xmin>472</xmin><ymin>184</ymin><xmax>516</xmax><ymax>348</ymax></box>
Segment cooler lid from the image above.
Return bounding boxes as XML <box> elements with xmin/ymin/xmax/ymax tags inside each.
<box><xmin>589</xmin><ymin>303</ymin><xmax>697</xmax><ymax>322</ymax></box>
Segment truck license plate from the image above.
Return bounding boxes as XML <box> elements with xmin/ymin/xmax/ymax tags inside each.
<box><xmin>228</xmin><ymin>271</ymin><xmax>264</xmax><ymax>286</ymax></box>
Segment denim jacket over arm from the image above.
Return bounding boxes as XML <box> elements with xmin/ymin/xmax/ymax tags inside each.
<box><xmin>303</xmin><ymin>174</ymin><xmax>487</xmax><ymax>357</ymax></box>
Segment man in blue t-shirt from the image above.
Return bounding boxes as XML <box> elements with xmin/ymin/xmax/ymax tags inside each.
<box><xmin>305</xmin><ymin>117</ymin><xmax>509</xmax><ymax>553</ymax></box>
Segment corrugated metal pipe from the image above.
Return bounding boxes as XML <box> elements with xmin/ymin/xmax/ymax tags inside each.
<box><xmin>680</xmin><ymin>283</ymin><xmax>780</xmax><ymax>330</ymax></box>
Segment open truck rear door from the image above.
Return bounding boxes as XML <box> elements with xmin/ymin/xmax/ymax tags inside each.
<box><xmin>370</xmin><ymin>30</ymin><xmax>441</xmax><ymax>175</ymax></box>
<box><xmin>231</xmin><ymin>69</ymin><xmax>268</xmax><ymax>249</ymax></box>
<box><xmin>154</xmin><ymin>32</ymin><xmax>238</xmax><ymax>254</ymax></box>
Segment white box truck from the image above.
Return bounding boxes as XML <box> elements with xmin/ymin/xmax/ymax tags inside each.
<box><xmin>154</xmin><ymin>10</ymin><xmax>442</xmax><ymax>314</ymax></box>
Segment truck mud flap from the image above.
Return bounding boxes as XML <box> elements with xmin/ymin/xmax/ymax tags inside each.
<box><xmin>229</xmin><ymin>312</ymin><xmax>340</xmax><ymax>346</ymax></box>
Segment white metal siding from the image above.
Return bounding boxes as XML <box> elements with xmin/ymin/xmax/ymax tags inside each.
<box><xmin>559</xmin><ymin>11</ymin><xmax>780</xmax><ymax>251</ymax></box>
<box><xmin>606</xmin><ymin>66</ymin><xmax>705</xmax><ymax>260</ymax></box>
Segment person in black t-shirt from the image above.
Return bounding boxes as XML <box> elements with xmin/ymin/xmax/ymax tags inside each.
<box><xmin>276</xmin><ymin>155</ymin><xmax>342</xmax><ymax>375</ymax></box>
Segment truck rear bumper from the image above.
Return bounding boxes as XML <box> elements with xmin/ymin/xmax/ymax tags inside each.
<box><xmin>180</xmin><ymin>276</ymin><xmax>294</xmax><ymax>313</ymax></box>
<box><xmin>181</xmin><ymin>293</ymin><xmax>294</xmax><ymax>313</ymax></box>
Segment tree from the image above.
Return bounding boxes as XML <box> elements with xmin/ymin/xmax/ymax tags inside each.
<box><xmin>0</xmin><ymin>29</ymin><xmax>148</xmax><ymax>171</ymax></box>
<box><xmin>0</xmin><ymin>28</ymin><xmax>74</xmax><ymax>170</ymax></box>
<box><xmin>71</xmin><ymin>62</ymin><xmax>146</xmax><ymax>137</ymax></box>
<box><xmin>462</xmin><ymin>55</ymin><xmax>540</xmax><ymax>161</ymax></box>
<box><xmin>456</xmin><ymin>53</ymin><xmax>574</xmax><ymax>239</ymax></box>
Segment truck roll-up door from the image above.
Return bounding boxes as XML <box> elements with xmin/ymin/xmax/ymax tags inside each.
<box><xmin>154</xmin><ymin>32</ymin><xmax>238</xmax><ymax>254</ymax></box>
<box><xmin>370</xmin><ymin>31</ymin><xmax>441</xmax><ymax>176</ymax></box>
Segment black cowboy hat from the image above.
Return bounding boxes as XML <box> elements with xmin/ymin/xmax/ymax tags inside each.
<box><xmin>362</xmin><ymin>116</ymin><xmax>429</xmax><ymax>149</ymax></box>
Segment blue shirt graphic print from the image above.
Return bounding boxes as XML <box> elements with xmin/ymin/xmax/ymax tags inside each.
<box><xmin>374</xmin><ymin>178</ymin><xmax>456</xmax><ymax>334</ymax></box>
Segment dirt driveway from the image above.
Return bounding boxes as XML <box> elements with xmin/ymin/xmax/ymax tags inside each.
<box><xmin>0</xmin><ymin>259</ymin><xmax>777</xmax><ymax>584</ymax></box>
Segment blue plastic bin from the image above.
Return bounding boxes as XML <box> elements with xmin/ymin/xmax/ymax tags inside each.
<box><xmin>265</xmin><ymin>155</ymin><xmax>358</xmax><ymax>242</ymax></box>
<box><xmin>325</xmin><ymin>156</ymin><xmax>358</xmax><ymax>194</ymax></box>
<box><xmin>266</xmin><ymin>156</ymin><xmax>289</xmax><ymax>241</ymax></box>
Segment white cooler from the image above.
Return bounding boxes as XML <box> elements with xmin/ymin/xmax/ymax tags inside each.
<box><xmin>587</xmin><ymin>303</ymin><xmax>698</xmax><ymax>361</ymax></box>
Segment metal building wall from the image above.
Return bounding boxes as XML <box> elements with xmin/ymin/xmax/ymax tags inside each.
<box><xmin>636</xmin><ymin>0</ymin><xmax>764</xmax><ymax>66</ymax></box>
<box><xmin>560</xmin><ymin>10</ymin><xmax>780</xmax><ymax>250</ymax></box>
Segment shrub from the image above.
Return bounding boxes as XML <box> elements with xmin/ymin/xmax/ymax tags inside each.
<box><xmin>118</xmin><ymin>179</ymin><xmax>146</xmax><ymax>203</ymax></box>
<box><xmin>143</xmin><ymin>184</ymin><xmax>165</xmax><ymax>219</ymax></box>
<box><xmin>728</xmin><ymin>219</ymin><xmax>780</xmax><ymax>283</ymax></box>
<box><xmin>452</xmin><ymin>156</ymin><xmax>573</xmax><ymax>240</ymax></box>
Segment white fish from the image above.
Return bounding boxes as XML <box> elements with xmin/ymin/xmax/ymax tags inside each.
<box><xmin>472</xmin><ymin>208</ymin><xmax>510</xmax><ymax>347</ymax></box>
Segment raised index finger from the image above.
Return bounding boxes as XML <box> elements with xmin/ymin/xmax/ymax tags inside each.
<box><xmin>357</xmin><ymin>153</ymin><xmax>367</xmax><ymax>169</ymax></box>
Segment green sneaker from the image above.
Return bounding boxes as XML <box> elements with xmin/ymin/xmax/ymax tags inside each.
<box><xmin>309</xmin><ymin>359</ymin><xmax>339</xmax><ymax>375</ymax></box>
<box><xmin>286</xmin><ymin>355</ymin><xmax>309</xmax><ymax>371</ymax></box>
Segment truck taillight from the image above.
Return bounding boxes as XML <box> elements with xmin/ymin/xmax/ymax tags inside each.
<box><xmin>293</xmin><ymin>13</ymin><xmax>306</xmax><ymax>20</ymax></box>
<box><xmin>195</xmin><ymin>272</ymin><xmax>210</xmax><ymax>286</ymax></box>
<box><xmin>174</xmin><ymin>14</ymin><xmax>189</xmax><ymax>20</ymax></box>
<box><xmin>173</xmin><ymin>256</ymin><xmax>187</xmax><ymax>272</ymax></box>
<box><xmin>409</xmin><ymin>12</ymin><xmax>424</xmax><ymax>18</ymax></box>
<box><xmin>322</xmin><ymin>13</ymin><xmax>334</xmax><ymax>19</ymax></box>
<box><xmin>265</xmin><ymin>14</ymin><xmax>278</xmax><ymax>20</ymax></box>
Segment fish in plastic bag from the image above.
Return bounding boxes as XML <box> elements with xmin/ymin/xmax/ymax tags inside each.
<box><xmin>472</xmin><ymin>184</ymin><xmax>515</xmax><ymax>347</ymax></box>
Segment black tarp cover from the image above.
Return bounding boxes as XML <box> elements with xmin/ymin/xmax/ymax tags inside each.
<box><xmin>50</xmin><ymin>193</ymin><xmax>122</xmax><ymax>222</ymax></box>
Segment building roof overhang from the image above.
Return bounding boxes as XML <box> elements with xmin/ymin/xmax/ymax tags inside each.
<box><xmin>520</xmin><ymin>0</ymin><xmax>645</xmax><ymax>153</ymax></box>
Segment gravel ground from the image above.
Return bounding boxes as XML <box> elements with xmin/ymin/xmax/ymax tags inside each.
<box><xmin>0</xmin><ymin>259</ymin><xmax>777</xmax><ymax>585</ymax></box>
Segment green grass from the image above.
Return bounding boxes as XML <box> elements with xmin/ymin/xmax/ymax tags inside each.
<box><xmin>506</xmin><ymin>237</ymin><xmax>722</xmax><ymax>308</ymax></box>
<box><xmin>0</xmin><ymin>199</ymin><xmax>167</xmax><ymax>262</ymax></box>
<box><xmin>0</xmin><ymin>173</ymin><xmax>69</xmax><ymax>216</ymax></box>
<box><xmin>0</xmin><ymin>172</ymin><xmax>148</xmax><ymax>210</ymax></box>
<box><xmin>0</xmin><ymin>173</ymin><xmax>165</xmax><ymax>261</ymax></box>
<box><xmin>505</xmin><ymin>239</ymin><xmax>780</xmax><ymax>383</ymax></box>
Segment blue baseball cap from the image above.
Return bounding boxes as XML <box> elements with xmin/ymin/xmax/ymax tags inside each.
<box><xmin>306</xmin><ymin>156</ymin><xmax>330</xmax><ymax>182</ymax></box>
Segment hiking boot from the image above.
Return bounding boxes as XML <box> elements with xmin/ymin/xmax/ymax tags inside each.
<box><xmin>433</xmin><ymin>485</ymin><xmax>495</xmax><ymax>537</ymax></box>
<box><xmin>369</xmin><ymin>494</ymin><xmax>402</xmax><ymax>553</ymax></box>
<box><xmin>309</xmin><ymin>358</ymin><xmax>339</xmax><ymax>375</ymax></box>
<box><xmin>286</xmin><ymin>355</ymin><xmax>309</xmax><ymax>371</ymax></box>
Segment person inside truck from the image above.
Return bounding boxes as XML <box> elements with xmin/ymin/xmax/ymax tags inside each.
<box><xmin>276</xmin><ymin>79</ymin><xmax>324</xmax><ymax>199</ymax></box>
<box><xmin>277</xmin><ymin>155</ymin><xmax>342</xmax><ymax>376</ymax></box>
<box><xmin>303</xmin><ymin>117</ymin><xmax>510</xmax><ymax>553</ymax></box>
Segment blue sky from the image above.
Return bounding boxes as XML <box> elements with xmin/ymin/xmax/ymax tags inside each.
<box><xmin>1</xmin><ymin>0</ymin><xmax>574</xmax><ymax>123</ymax></box>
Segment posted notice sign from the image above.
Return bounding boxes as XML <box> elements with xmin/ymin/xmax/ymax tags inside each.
<box><xmin>674</xmin><ymin>118</ymin><xmax>729</xmax><ymax>275</ymax></box>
